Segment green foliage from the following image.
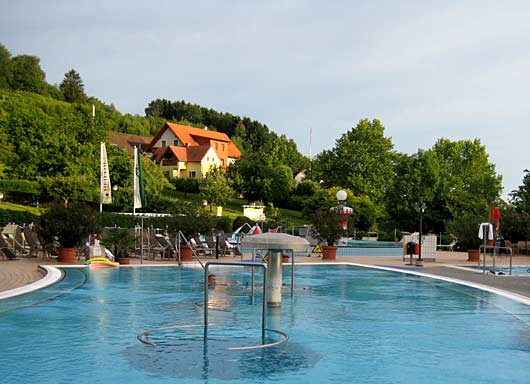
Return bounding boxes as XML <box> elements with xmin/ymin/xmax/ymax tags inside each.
<box><xmin>0</xmin><ymin>208</ymin><xmax>40</xmax><ymax>227</ymax></box>
<box><xmin>11</xmin><ymin>55</ymin><xmax>47</xmax><ymax>94</ymax></box>
<box><xmin>232</xmin><ymin>215</ymin><xmax>255</xmax><ymax>231</ymax></box>
<box><xmin>199</xmin><ymin>167</ymin><xmax>234</xmax><ymax>211</ymax></box>
<box><xmin>60</xmin><ymin>69</ymin><xmax>87</xmax><ymax>103</ymax></box>
<box><xmin>0</xmin><ymin>179</ymin><xmax>39</xmax><ymax>194</ymax></box>
<box><xmin>101</xmin><ymin>228</ymin><xmax>137</xmax><ymax>258</ymax></box>
<box><xmin>38</xmin><ymin>175</ymin><xmax>97</xmax><ymax>205</ymax></box>
<box><xmin>213</xmin><ymin>216</ymin><xmax>232</xmax><ymax>233</ymax></box>
<box><xmin>173</xmin><ymin>178</ymin><xmax>200</xmax><ymax>196</ymax></box>
<box><xmin>309</xmin><ymin>207</ymin><xmax>345</xmax><ymax>245</ymax></box>
<box><xmin>37</xmin><ymin>201</ymin><xmax>99</xmax><ymax>247</ymax></box>
<box><xmin>0</xmin><ymin>44</ymin><xmax>13</xmax><ymax>89</ymax></box>
<box><xmin>229</xmin><ymin>153</ymin><xmax>294</xmax><ymax>205</ymax></box>
<box><xmin>313</xmin><ymin>118</ymin><xmax>395</xmax><ymax>206</ymax></box>
<box><xmin>166</xmin><ymin>203</ymin><xmax>214</xmax><ymax>238</ymax></box>
<box><xmin>509</xmin><ymin>169</ymin><xmax>530</xmax><ymax>214</ymax></box>
<box><xmin>447</xmin><ymin>211</ymin><xmax>484</xmax><ymax>251</ymax></box>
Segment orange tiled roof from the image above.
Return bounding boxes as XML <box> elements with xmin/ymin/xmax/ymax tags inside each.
<box><xmin>153</xmin><ymin>145</ymin><xmax>212</xmax><ymax>164</ymax></box>
<box><xmin>167</xmin><ymin>122</ymin><xmax>231</xmax><ymax>142</ymax></box>
<box><xmin>227</xmin><ymin>141</ymin><xmax>241</xmax><ymax>158</ymax></box>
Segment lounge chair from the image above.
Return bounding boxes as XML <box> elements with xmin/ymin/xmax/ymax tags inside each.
<box><xmin>436</xmin><ymin>239</ymin><xmax>457</xmax><ymax>252</ymax></box>
<box><xmin>0</xmin><ymin>247</ymin><xmax>18</xmax><ymax>260</ymax></box>
<box><xmin>22</xmin><ymin>227</ymin><xmax>45</xmax><ymax>257</ymax></box>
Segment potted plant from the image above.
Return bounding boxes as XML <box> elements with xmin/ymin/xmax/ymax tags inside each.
<box><xmin>166</xmin><ymin>204</ymin><xmax>213</xmax><ymax>261</ymax></box>
<box><xmin>447</xmin><ymin>212</ymin><xmax>483</xmax><ymax>261</ymax></box>
<box><xmin>309</xmin><ymin>207</ymin><xmax>345</xmax><ymax>260</ymax></box>
<box><xmin>37</xmin><ymin>201</ymin><xmax>99</xmax><ymax>263</ymax></box>
<box><xmin>101</xmin><ymin>228</ymin><xmax>137</xmax><ymax>264</ymax></box>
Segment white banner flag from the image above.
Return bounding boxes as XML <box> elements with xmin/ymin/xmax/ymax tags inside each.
<box><xmin>100</xmin><ymin>142</ymin><xmax>112</xmax><ymax>204</ymax></box>
<box><xmin>133</xmin><ymin>146</ymin><xmax>145</xmax><ymax>209</ymax></box>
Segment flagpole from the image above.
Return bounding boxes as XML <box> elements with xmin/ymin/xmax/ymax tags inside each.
<box><xmin>133</xmin><ymin>146</ymin><xmax>137</xmax><ymax>216</ymax></box>
<box><xmin>100</xmin><ymin>142</ymin><xmax>103</xmax><ymax>213</ymax></box>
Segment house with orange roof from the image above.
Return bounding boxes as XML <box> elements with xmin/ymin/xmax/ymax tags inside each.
<box><xmin>146</xmin><ymin>122</ymin><xmax>241</xmax><ymax>179</ymax></box>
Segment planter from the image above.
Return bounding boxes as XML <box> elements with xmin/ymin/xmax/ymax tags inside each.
<box><xmin>117</xmin><ymin>257</ymin><xmax>131</xmax><ymax>265</ymax></box>
<box><xmin>180</xmin><ymin>245</ymin><xmax>194</xmax><ymax>261</ymax></box>
<box><xmin>282</xmin><ymin>256</ymin><xmax>290</xmax><ymax>263</ymax></box>
<box><xmin>322</xmin><ymin>245</ymin><xmax>338</xmax><ymax>261</ymax></box>
<box><xmin>467</xmin><ymin>249</ymin><xmax>480</xmax><ymax>262</ymax></box>
<box><xmin>58</xmin><ymin>247</ymin><xmax>77</xmax><ymax>263</ymax></box>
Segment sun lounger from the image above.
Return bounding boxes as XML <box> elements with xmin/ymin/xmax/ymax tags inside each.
<box><xmin>436</xmin><ymin>239</ymin><xmax>457</xmax><ymax>252</ymax></box>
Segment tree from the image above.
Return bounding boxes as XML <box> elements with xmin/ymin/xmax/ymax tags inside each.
<box><xmin>312</xmin><ymin>118</ymin><xmax>395</xmax><ymax>206</ymax></box>
<box><xmin>509</xmin><ymin>169</ymin><xmax>530</xmax><ymax>214</ymax></box>
<box><xmin>60</xmin><ymin>69</ymin><xmax>87</xmax><ymax>103</ymax></box>
<box><xmin>0</xmin><ymin>44</ymin><xmax>13</xmax><ymax>89</ymax></box>
<box><xmin>11</xmin><ymin>55</ymin><xmax>46</xmax><ymax>93</ymax></box>
<box><xmin>199</xmin><ymin>167</ymin><xmax>234</xmax><ymax>212</ymax></box>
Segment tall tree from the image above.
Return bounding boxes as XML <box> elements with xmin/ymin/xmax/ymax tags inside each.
<box><xmin>10</xmin><ymin>55</ymin><xmax>46</xmax><ymax>93</ymax></box>
<box><xmin>313</xmin><ymin>118</ymin><xmax>395</xmax><ymax>205</ymax></box>
<box><xmin>0</xmin><ymin>44</ymin><xmax>13</xmax><ymax>89</ymax></box>
<box><xmin>509</xmin><ymin>169</ymin><xmax>530</xmax><ymax>214</ymax></box>
<box><xmin>60</xmin><ymin>69</ymin><xmax>87</xmax><ymax>103</ymax></box>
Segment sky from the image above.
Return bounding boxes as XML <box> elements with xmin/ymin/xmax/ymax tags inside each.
<box><xmin>1</xmin><ymin>1</ymin><xmax>530</xmax><ymax>199</ymax></box>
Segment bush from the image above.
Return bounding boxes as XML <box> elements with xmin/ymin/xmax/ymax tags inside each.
<box><xmin>232</xmin><ymin>215</ymin><xmax>255</xmax><ymax>232</ymax></box>
<box><xmin>0</xmin><ymin>209</ymin><xmax>40</xmax><ymax>226</ymax></box>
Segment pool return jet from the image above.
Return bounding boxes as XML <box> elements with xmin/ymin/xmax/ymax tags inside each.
<box><xmin>138</xmin><ymin>232</ymin><xmax>308</xmax><ymax>350</ymax></box>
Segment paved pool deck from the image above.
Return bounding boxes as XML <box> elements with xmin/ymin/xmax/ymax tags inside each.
<box><xmin>1</xmin><ymin>251</ymin><xmax>530</xmax><ymax>299</ymax></box>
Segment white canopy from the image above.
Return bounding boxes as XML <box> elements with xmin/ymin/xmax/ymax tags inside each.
<box><xmin>241</xmin><ymin>232</ymin><xmax>310</xmax><ymax>252</ymax></box>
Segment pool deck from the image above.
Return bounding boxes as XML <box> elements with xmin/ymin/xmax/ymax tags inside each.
<box><xmin>1</xmin><ymin>251</ymin><xmax>530</xmax><ymax>299</ymax></box>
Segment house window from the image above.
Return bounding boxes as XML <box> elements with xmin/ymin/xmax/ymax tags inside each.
<box><xmin>222</xmin><ymin>143</ymin><xmax>225</xmax><ymax>151</ymax></box>
<box><xmin>189</xmin><ymin>171</ymin><xmax>196</xmax><ymax>178</ymax></box>
<box><xmin>215</xmin><ymin>142</ymin><xmax>218</xmax><ymax>150</ymax></box>
<box><xmin>161</xmin><ymin>140</ymin><xmax>166</xmax><ymax>147</ymax></box>
<box><xmin>173</xmin><ymin>139</ymin><xmax>179</xmax><ymax>146</ymax></box>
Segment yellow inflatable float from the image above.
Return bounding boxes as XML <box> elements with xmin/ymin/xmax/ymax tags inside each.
<box><xmin>85</xmin><ymin>257</ymin><xmax>120</xmax><ymax>268</ymax></box>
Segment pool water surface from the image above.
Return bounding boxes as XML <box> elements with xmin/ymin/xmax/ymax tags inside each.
<box><xmin>0</xmin><ymin>265</ymin><xmax>529</xmax><ymax>383</ymax></box>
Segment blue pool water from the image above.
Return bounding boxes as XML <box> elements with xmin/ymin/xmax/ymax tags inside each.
<box><xmin>0</xmin><ymin>265</ymin><xmax>529</xmax><ymax>383</ymax></box>
<box><xmin>469</xmin><ymin>266</ymin><xmax>530</xmax><ymax>276</ymax></box>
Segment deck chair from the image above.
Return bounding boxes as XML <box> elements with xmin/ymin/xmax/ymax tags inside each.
<box><xmin>22</xmin><ymin>227</ymin><xmax>45</xmax><ymax>257</ymax></box>
<box><xmin>219</xmin><ymin>233</ymin><xmax>235</xmax><ymax>257</ymax></box>
<box><xmin>155</xmin><ymin>234</ymin><xmax>176</xmax><ymax>259</ymax></box>
<box><xmin>192</xmin><ymin>236</ymin><xmax>213</xmax><ymax>257</ymax></box>
<box><xmin>2</xmin><ymin>224</ymin><xmax>30</xmax><ymax>257</ymax></box>
<box><xmin>146</xmin><ymin>231</ymin><xmax>168</xmax><ymax>260</ymax></box>
<box><xmin>436</xmin><ymin>239</ymin><xmax>457</xmax><ymax>252</ymax></box>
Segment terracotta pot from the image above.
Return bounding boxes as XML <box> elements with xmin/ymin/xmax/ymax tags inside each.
<box><xmin>117</xmin><ymin>257</ymin><xmax>131</xmax><ymax>265</ymax></box>
<box><xmin>282</xmin><ymin>256</ymin><xmax>290</xmax><ymax>263</ymax></box>
<box><xmin>58</xmin><ymin>247</ymin><xmax>76</xmax><ymax>263</ymax></box>
<box><xmin>180</xmin><ymin>245</ymin><xmax>194</xmax><ymax>261</ymax></box>
<box><xmin>467</xmin><ymin>249</ymin><xmax>480</xmax><ymax>262</ymax></box>
<box><xmin>322</xmin><ymin>245</ymin><xmax>338</xmax><ymax>261</ymax></box>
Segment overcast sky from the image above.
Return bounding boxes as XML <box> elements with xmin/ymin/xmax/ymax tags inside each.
<box><xmin>2</xmin><ymin>1</ymin><xmax>529</xmax><ymax>199</ymax></box>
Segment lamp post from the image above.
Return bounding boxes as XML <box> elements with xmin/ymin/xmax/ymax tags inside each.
<box><xmin>334</xmin><ymin>190</ymin><xmax>353</xmax><ymax>243</ymax></box>
<box><xmin>201</xmin><ymin>199</ymin><xmax>207</xmax><ymax>212</ymax></box>
<box><xmin>414</xmin><ymin>202</ymin><xmax>426</xmax><ymax>267</ymax></box>
<box><xmin>0</xmin><ymin>192</ymin><xmax>3</xmax><ymax>206</ymax></box>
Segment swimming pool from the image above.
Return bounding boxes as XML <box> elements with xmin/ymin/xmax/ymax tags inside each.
<box><xmin>468</xmin><ymin>266</ymin><xmax>530</xmax><ymax>276</ymax></box>
<box><xmin>0</xmin><ymin>265</ymin><xmax>529</xmax><ymax>383</ymax></box>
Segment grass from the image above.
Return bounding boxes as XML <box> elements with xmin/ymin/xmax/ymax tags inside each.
<box><xmin>0</xmin><ymin>201</ymin><xmax>43</xmax><ymax>215</ymax></box>
<box><xmin>0</xmin><ymin>193</ymin><xmax>309</xmax><ymax>228</ymax></box>
<box><xmin>168</xmin><ymin>191</ymin><xmax>307</xmax><ymax>226</ymax></box>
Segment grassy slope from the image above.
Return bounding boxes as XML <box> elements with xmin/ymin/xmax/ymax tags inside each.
<box><xmin>0</xmin><ymin>195</ymin><xmax>307</xmax><ymax>226</ymax></box>
<box><xmin>0</xmin><ymin>202</ymin><xmax>43</xmax><ymax>215</ymax></box>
